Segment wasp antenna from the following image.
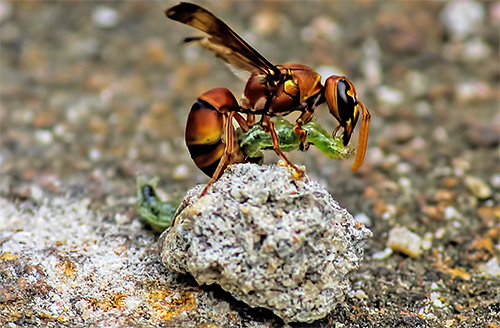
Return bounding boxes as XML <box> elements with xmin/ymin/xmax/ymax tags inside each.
<box><xmin>351</xmin><ymin>102</ymin><xmax>370</xmax><ymax>172</ymax></box>
<box><xmin>183</xmin><ymin>36</ymin><xmax>204</xmax><ymax>43</ymax></box>
<box><xmin>165</xmin><ymin>2</ymin><xmax>200</xmax><ymax>19</ymax></box>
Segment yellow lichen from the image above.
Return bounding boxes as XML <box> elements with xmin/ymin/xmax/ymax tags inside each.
<box><xmin>0</xmin><ymin>252</ymin><xmax>18</xmax><ymax>261</ymax></box>
<box><xmin>91</xmin><ymin>292</ymin><xmax>128</xmax><ymax>311</ymax></box>
<box><xmin>446</xmin><ymin>267</ymin><xmax>472</xmax><ymax>281</ymax></box>
<box><xmin>55</xmin><ymin>259</ymin><xmax>77</xmax><ymax>280</ymax></box>
<box><xmin>148</xmin><ymin>289</ymin><xmax>197</xmax><ymax>321</ymax></box>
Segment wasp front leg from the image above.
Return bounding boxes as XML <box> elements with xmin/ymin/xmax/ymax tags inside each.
<box><xmin>293</xmin><ymin>109</ymin><xmax>315</xmax><ymax>151</ymax></box>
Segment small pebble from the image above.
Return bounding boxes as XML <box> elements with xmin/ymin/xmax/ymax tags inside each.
<box><xmin>465</xmin><ymin>175</ymin><xmax>492</xmax><ymax>199</ymax></box>
<box><xmin>463</xmin><ymin>38</ymin><xmax>492</xmax><ymax>61</ymax></box>
<box><xmin>381</xmin><ymin>204</ymin><xmax>397</xmax><ymax>220</ymax></box>
<box><xmin>414</xmin><ymin>101</ymin><xmax>432</xmax><ymax>118</ymax></box>
<box><xmin>435</xmin><ymin>227</ymin><xmax>446</xmax><ymax>239</ymax></box>
<box><xmin>396</xmin><ymin>163</ymin><xmax>412</xmax><ymax>175</ymax></box>
<box><xmin>433</xmin><ymin>127</ymin><xmax>448</xmax><ymax>143</ymax></box>
<box><xmin>430</xmin><ymin>291</ymin><xmax>445</xmax><ymax>308</ymax></box>
<box><xmin>464</xmin><ymin>117</ymin><xmax>500</xmax><ymax>148</ymax></box>
<box><xmin>481</xmin><ymin>257</ymin><xmax>500</xmax><ymax>277</ymax></box>
<box><xmin>114</xmin><ymin>213</ymin><xmax>130</xmax><ymax>226</ymax></box>
<box><xmin>491</xmin><ymin>174</ymin><xmax>500</xmax><ymax>188</ymax></box>
<box><xmin>92</xmin><ymin>6</ymin><xmax>120</xmax><ymax>29</ymax></box>
<box><xmin>406</xmin><ymin>71</ymin><xmax>427</xmax><ymax>98</ymax></box>
<box><xmin>88</xmin><ymin>148</ymin><xmax>101</xmax><ymax>162</ymax></box>
<box><xmin>390</xmin><ymin>122</ymin><xmax>415</xmax><ymax>143</ymax></box>
<box><xmin>376</xmin><ymin>11</ymin><xmax>427</xmax><ymax>54</ymax></box>
<box><xmin>422</xmin><ymin>233</ymin><xmax>433</xmax><ymax>251</ymax></box>
<box><xmin>35</xmin><ymin>130</ymin><xmax>53</xmax><ymax>145</ymax></box>
<box><xmin>252</xmin><ymin>10</ymin><xmax>285</xmax><ymax>37</ymax></box>
<box><xmin>30</xmin><ymin>185</ymin><xmax>44</xmax><ymax>203</ymax></box>
<box><xmin>456</xmin><ymin>80</ymin><xmax>491</xmax><ymax>104</ymax></box>
<box><xmin>387</xmin><ymin>227</ymin><xmax>423</xmax><ymax>258</ymax></box>
<box><xmin>172</xmin><ymin>164</ymin><xmax>189</xmax><ymax>181</ymax></box>
<box><xmin>441</xmin><ymin>0</ymin><xmax>485</xmax><ymax>39</ymax></box>
<box><xmin>354</xmin><ymin>289</ymin><xmax>368</xmax><ymax>299</ymax></box>
<box><xmin>372</xmin><ymin>247</ymin><xmax>393</xmax><ymax>260</ymax></box>
<box><xmin>444</xmin><ymin>206</ymin><xmax>462</xmax><ymax>220</ymax></box>
<box><xmin>376</xmin><ymin>85</ymin><xmax>404</xmax><ymax>106</ymax></box>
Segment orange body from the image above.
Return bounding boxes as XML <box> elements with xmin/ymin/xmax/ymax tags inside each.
<box><xmin>185</xmin><ymin>87</ymin><xmax>263</xmax><ymax>178</ymax></box>
<box><xmin>242</xmin><ymin>63</ymin><xmax>323</xmax><ymax>115</ymax></box>
<box><xmin>185</xmin><ymin>88</ymin><xmax>240</xmax><ymax>176</ymax></box>
<box><xmin>167</xmin><ymin>2</ymin><xmax>372</xmax><ymax>195</ymax></box>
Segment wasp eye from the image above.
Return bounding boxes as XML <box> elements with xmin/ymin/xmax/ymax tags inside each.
<box><xmin>337</xmin><ymin>80</ymin><xmax>348</xmax><ymax>105</ymax></box>
<box><xmin>336</xmin><ymin>80</ymin><xmax>355</xmax><ymax>122</ymax></box>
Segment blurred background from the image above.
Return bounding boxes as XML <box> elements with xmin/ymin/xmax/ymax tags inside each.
<box><xmin>1</xmin><ymin>1</ymin><xmax>499</xmax><ymax>325</ymax></box>
<box><xmin>1</xmin><ymin>0</ymin><xmax>498</xmax><ymax>240</ymax></box>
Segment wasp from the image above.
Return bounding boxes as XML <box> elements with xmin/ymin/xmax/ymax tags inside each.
<box><xmin>166</xmin><ymin>2</ymin><xmax>371</xmax><ymax>195</ymax></box>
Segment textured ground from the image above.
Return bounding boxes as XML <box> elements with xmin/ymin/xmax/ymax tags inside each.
<box><xmin>1</xmin><ymin>1</ymin><xmax>499</xmax><ymax>327</ymax></box>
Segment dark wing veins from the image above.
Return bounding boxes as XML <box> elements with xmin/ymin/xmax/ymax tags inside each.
<box><xmin>166</xmin><ymin>2</ymin><xmax>281</xmax><ymax>82</ymax></box>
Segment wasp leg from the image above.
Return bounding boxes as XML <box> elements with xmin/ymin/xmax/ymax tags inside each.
<box><xmin>246</xmin><ymin>113</ymin><xmax>256</xmax><ymax>128</ymax></box>
<box><xmin>233</xmin><ymin>112</ymin><xmax>251</xmax><ymax>132</ymax></box>
<box><xmin>200</xmin><ymin>112</ymin><xmax>239</xmax><ymax>196</ymax></box>
<box><xmin>263</xmin><ymin>115</ymin><xmax>305</xmax><ymax>179</ymax></box>
<box><xmin>293</xmin><ymin>110</ymin><xmax>314</xmax><ymax>151</ymax></box>
<box><xmin>332</xmin><ymin>125</ymin><xmax>341</xmax><ymax>136</ymax></box>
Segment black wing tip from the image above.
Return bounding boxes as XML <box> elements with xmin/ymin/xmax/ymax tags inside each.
<box><xmin>165</xmin><ymin>2</ymin><xmax>202</xmax><ymax>19</ymax></box>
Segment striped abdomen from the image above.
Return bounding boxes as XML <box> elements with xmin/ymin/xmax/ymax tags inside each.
<box><xmin>185</xmin><ymin>99</ymin><xmax>226</xmax><ymax>177</ymax></box>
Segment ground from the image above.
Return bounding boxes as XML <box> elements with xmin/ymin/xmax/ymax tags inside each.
<box><xmin>0</xmin><ymin>1</ymin><xmax>499</xmax><ymax>327</ymax></box>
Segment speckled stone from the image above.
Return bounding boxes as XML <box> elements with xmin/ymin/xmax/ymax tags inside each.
<box><xmin>159</xmin><ymin>164</ymin><xmax>372</xmax><ymax>323</ymax></box>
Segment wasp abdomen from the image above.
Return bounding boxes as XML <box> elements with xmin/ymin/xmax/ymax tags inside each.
<box><xmin>185</xmin><ymin>100</ymin><xmax>226</xmax><ymax>177</ymax></box>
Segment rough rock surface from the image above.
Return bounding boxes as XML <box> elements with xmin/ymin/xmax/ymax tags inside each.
<box><xmin>159</xmin><ymin>163</ymin><xmax>372</xmax><ymax>323</ymax></box>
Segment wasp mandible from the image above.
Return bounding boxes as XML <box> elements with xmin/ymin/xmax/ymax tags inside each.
<box><xmin>166</xmin><ymin>2</ymin><xmax>371</xmax><ymax>195</ymax></box>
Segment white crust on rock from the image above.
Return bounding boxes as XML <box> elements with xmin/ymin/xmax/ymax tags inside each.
<box><xmin>159</xmin><ymin>164</ymin><xmax>372</xmax><ymax>323</ymax></box>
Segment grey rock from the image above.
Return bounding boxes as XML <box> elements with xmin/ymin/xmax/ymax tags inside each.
<box><xmin>159</xmin><ymin>163</ymin><xmax>372</xmax><ymax>323</ymax></box>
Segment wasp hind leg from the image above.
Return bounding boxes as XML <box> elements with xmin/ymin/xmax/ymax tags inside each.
<box><xmin>200</xmin><ymin>112</ymin><xmax>248</xmax><ymax>196</ymax></box>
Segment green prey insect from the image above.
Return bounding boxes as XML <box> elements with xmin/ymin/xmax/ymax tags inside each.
<box><xmin>136</xmin><ymin>176</ymin><xmax>178</xmax><ymax>232</ymax></box>
<box><xmin>237</xmin><ymin>117</ymin><xmax>355</xmax><ymax>161</ymax></box>
<box><xmin>137</xmin><ymin>119</ymin><xmax>355</xmax><ymax>232</ymax></box>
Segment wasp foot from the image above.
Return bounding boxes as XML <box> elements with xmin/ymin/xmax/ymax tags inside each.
<box><xmin>277</xmin><ymin>159</ymin><xmax>307</xmax><ymax>181</ymax></box>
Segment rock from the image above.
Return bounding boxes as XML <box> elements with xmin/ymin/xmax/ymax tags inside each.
<box><xmin>387</xmin><ymin>226</ymin><xmax>423</xmax><ymax>258</ymax></box>
<box><xmin>159</xmin><ymin>163</ymin><xmax>372</xmax><ymax>323</ymax></box>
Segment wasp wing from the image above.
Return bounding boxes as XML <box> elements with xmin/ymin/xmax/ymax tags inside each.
<box><xmin>184</xmin><ymin>36</ymin><xmax>253</xmax><ymax>82</ymax></box>
<box><xmin>166</xmin><ymin>2</ymin><xmax>281</xmax><ymax>81</ymax></box>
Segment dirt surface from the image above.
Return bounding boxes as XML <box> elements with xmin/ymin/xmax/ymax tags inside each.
<box><xmin>1</xmin><ymin>1</ymin><xmax>499</xmax><ymax>327</ymax></box>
